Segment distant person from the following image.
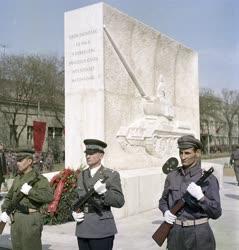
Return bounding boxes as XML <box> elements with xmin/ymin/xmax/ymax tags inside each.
<box><xmin>45</xmin><ymin>151</ymin><xmax>54</xmax><ymax>172</ymax></box>
<box><xmin>230</xmin><ymin>145</ymin><xmax>239</xmax><ymax>186</ymax></box>
<box><xmin>72</xmin><ymin>139</ymin><xmax>125</xmax><ymax>250</ymax></box>
<box><xmin>0</xmin><ymin>149</ymin><xmax>53</xmax><ymax>250</ymax></box>
<box><xmin>0</xmin><ymin>143</ymin><xmax>7</xmax><ymax>191</ymax></box>
<box><xmin>33</xmin><ymin>152</ymin><xmax>44</xmax><ymax>173</ymax></box>
<box><xmin>159</xmin><ymin>135</ymin><xmax>221</xmax><ymax>250</ymax></box>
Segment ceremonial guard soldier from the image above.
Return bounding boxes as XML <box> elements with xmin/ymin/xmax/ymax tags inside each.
<box><xmin>0</xmin><ymin>149</ymin><xmax>53</xmax><ymax>250</ymax></box>
<box><xmin>72</xmin><ymin>139</ymin><xmax>125</xmax><ymax>250</ymax></box>
<box><xmin>159</xmin><ymin>135</ymin><xmax>221</xmax><ymax>250</ymax></box>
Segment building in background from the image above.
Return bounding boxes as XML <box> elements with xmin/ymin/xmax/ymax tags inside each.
<box><xmin>200</xmin><ymin>113</ymin><xmax>239</xmax><ymax>154</ymax></box>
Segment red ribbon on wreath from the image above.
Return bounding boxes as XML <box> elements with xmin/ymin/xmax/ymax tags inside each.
<box><xmin>47</xmin><ymin>168</ymin><xmax>79</xmax><ymax>214</ymax></box>
<box><xmin>47</xmin><ymin>179</ymin><xmax>65</xmax><ymax>214</ymax></box>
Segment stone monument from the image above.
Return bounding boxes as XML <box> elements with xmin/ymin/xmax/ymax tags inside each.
<box><xmin>64</xmin><ymin>3</ymin><xmax>199</xmax><ymax>217</ymax></box>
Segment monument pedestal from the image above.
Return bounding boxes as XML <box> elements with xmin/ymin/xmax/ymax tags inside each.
<box><xmin>112</xmin><ymin>168</ymin><xmax>165</xmax><ymax>219</ymax></box>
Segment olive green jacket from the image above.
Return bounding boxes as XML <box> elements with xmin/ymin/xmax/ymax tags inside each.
<box><xmin>1</xmin><ymin>169</ymin><xmax>53</xmax><ymax>212</ymax></box>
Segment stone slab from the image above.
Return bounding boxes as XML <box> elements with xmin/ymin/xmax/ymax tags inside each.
<box><xmin>64</xmin><ymin>3</ymin><xmax>199</xmax><ymax>171</ymax></box>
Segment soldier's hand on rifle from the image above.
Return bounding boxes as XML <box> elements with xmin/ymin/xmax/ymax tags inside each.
<box><xmin>187</xmin><ymin>182</ymin><xmax>204</xmax><ymax>201</ymax></box>
<box><xmin>20</xmin><ymin>183</ymin><xmax>32</xmax><ymax>195</ymax></box>
<box><xmin>164</xmin><ymin>210</ymin><xmax>176</xmax><ymax>224</ymax></box>
<box><xmin>72</xmin><ymin>211</ymin><xmax>84</xmax><ymax>222</ymax></box>
<box><xmin>0</xmin><ymin>212</ymin><xmax>10</xmax><ymax>223</ymax></box>
<box><xmin>94</xmin><ymin>180</ymin><xmax>107</xmax><ymax>195</ymax></box>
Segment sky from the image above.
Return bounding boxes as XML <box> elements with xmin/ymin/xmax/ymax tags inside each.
<box><xmin>0</xmin><ymin>0</ymin><xmax>238</xmax><ymax>92</ymax></box>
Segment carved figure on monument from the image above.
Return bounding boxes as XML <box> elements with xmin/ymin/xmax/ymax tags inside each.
<box><xmin>104</xmin><ymin>26</ymin><xmax>180</xmax><ymax>158</ymax></box>
<box><xmin>143</xmin><ymin>74</ymin><xmax>174</xmax><ymax>120</ymax></box>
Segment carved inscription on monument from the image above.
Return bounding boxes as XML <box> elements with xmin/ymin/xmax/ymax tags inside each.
<box><xmin>67</xmin><ymin>29</ymin><xmax>100</xmax><ymax>85</ymax></box>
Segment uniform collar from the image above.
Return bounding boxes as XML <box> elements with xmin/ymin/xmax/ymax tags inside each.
<box><xmin>179</xmin><ymin>161</ymin><xmax>202</xmax><ymax>177</ymax></box>
<box><xmin>89</xmin><ymin>165</ymin><xmax>102</xmax><ymax>177</ymax></box>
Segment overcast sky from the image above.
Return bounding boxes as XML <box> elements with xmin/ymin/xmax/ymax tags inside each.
<box><xmin>0</xmin><ymin>0</ymin><xmax>238</xmax><ymax>92</ymax></box>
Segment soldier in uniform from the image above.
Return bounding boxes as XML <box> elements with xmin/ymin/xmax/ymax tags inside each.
<box><xmin>159</xmin><ymin>135</ymin><xmax>221</xmax><ymax>250</ymax></box>
<box><xmin>230</xmin><ymin>145</ymin><xmax>239</xmax><ymax>186</ymax></box>
<box><xmin>0</xmin><ymin>149</ymin><xmax>53</xmax><ymax>250</ymax></box>
<box><xmin>72</xmin><ymin>139</ymin><xmax>125</xmax><ymax>250</ymax></box>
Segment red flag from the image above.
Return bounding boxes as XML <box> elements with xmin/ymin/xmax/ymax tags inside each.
<box><xmin>33</xmin><ymin>121</ymin><xmax>46</xmax><ymax>152</ymax></box>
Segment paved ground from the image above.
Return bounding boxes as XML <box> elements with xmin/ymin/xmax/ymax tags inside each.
<box><xmin>1</xmin><ymin>158</ymin><xmax>239</xmax><ymax>250</ymax></box>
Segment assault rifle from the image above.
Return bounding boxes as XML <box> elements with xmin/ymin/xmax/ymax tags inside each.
<box><xmin>0</xmin><ymin>173</ymin><xmax>40</xmax><ymax>234</ymax></box>
<box><xmin>72</xmin><ymin>176</ymin><xmax>109</xmax><ymax>213</ymax></box>
<box><xmin>152</xmin><ymin>167</ymin><xmax>214</xmax><ymax>247</ymax></box>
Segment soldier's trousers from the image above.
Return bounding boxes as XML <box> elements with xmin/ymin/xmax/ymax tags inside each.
<box><xmin>233</xmin><ymin>165</ymin><xmax>239</xmax><ymax>184</ymax></box>
<box><xmin>11</xmin><ymin>211</ymin><xmax>43</xmax><ymax>250</ymax></box>
<box><xmin>77</xmin><ymin>236</ymin><xmax>114</xmax><ymax>250</ymax></box>
<box><xmin>167</xmin><ymin>223</ymin><xmax>215</xmax><ymax>250</ymax></box>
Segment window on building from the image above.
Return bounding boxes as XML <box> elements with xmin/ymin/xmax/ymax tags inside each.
<box><xmin>48</xmin><ymin>127</ymin><xmax>63</xmax><ymax>139</ymax></box>
<box><xmin>27</xmin><ymin>126</ymin><xmax>33</xmax><ymax>144</ymax></box>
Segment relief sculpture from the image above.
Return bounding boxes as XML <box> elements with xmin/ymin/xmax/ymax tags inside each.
<box><xmin>104</xmin><ymin>26</ymin><xmax>191</xmax><ymax>158</ymax></box>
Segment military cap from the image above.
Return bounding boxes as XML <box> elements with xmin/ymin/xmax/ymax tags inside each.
<box><xmin>15</xmin><ymin>149</ymin><xmax>35</xmax><ymax>162</ymax></box>
<box><xmin>84</xmin><ymin>139</ymin><xmax>107</xmax><ymax>154</ymax></box>
<box><xmin>177</xmin><ymin>135</ymin><xmax>203</xmax><ymax>150</ymax></box>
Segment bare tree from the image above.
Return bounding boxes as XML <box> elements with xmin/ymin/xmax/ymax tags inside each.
<box><xmin>0</xmin><ymin>54</ymin><xmax>64</xmax><ymax>148</ymax></box>
<box><xmin>38</xmin><ymin>56</ymin><xmax>64</xmax><ymax>127</ymax></box>
<box><xmin>199</xmin><ymin>88</ymin><xmax>221</xmax><ymax>153</ymax></box>
<box><xmin>220</xmin><ymin>89</ymin><xmax>239</xmax><ymax>150</ymax></box>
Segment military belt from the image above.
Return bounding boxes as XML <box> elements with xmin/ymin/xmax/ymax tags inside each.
<box><xmin>175</xmin><ymin>218</ymin><xmax>208</xmax><ymax>227</ymax></box>
<box><xmin>28</xmin><ymin>208</ymin><xmax>38</xmax><ymax>213</ymax></box>
<box><xmin>16</xmin><ymin>208</ymin><xmax>39</xmax><ymax>214</ymax></box>
<box><xmin>83</xmin><ymin>206</ymin><xmax>110</xmax><ymax>214</ymax></box>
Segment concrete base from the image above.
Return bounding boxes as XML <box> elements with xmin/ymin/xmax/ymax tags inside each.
<box><xmin>112</xmin><ymin>168</ymin><xmax>166</xmax><ymax>219</ymax></box>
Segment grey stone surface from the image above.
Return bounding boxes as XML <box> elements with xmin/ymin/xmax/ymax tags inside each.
<box><xmin>1</xmin><ymin>173</ymin><xmax>239</xmax><ymax>250</ymax></box>
<box><xmin>65</xmin><ymin>3</ymin><xmax>200</xmax><ymax>171</ymax></box>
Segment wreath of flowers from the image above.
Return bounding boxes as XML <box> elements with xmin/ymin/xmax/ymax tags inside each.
<box><xmin>43</xmin><ymin>168</ymin><xmax>81</xmax><ymax>225</ymax></box>
<box><xmin>50</xmin><ymin>168</ymin><xmax>80</xmax><ymax>192</ymax></box>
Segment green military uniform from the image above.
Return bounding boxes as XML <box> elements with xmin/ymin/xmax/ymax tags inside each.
<box><xmin>1</xmin><ymin>169</ymin><xmax>53</xmax><ymax>250</ymax></box>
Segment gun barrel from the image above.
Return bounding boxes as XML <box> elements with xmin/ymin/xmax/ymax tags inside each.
<box><xmin>103</xmin><ymin>26</ymin><xmax>149</xmax><ymax>99</ymax></box>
